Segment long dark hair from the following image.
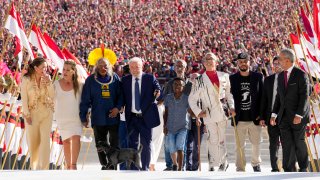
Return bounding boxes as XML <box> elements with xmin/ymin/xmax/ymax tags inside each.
<box><xmin>24</xmin><ymin>57</ymin><xmax>46</xmax><ymax>77</ymax></box>
<box><xmin>64</xmin><ymin>60</ymin><xmax>79</xmax><ymax>97</ymax></box>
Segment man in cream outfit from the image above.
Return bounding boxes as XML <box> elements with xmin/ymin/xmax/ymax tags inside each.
<box><xmin>188</xmin><ymin>52</ymin><xmax>235</xmax><ymax>171</ymax></box>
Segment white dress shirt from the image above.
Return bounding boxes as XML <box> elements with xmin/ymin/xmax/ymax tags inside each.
<box><xmin>271</xmin><ymin>73</ymin><xmax>278</xmax><ymax>109</ymax></box>
<box><xmin>131</xmin><ymin>74</ymin><xmax>142</xmax><ymax>113</ymax></box>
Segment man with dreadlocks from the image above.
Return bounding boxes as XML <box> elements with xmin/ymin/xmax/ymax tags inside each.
<box><xmin>188</xmin><ymin>52</ymin><xmax>235</xmax><ymax>172</ymax></box>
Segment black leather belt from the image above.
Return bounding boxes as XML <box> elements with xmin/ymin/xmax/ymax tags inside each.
<box><xmin>131</xmin><ymin>112</ymin><xmax>143</xmax><ymax>118</ymax></box>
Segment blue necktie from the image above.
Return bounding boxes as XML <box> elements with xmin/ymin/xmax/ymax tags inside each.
<box><xmin>135</xmin><ymin>78</ymin><xmax>141</xmax><ymax>111</ymax></box>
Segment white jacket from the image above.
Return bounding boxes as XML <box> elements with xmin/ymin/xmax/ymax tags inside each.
<box><xmin>188</xmin><ymin>71</ymin><xmax>234</xmax><ymax>123</ymax></box>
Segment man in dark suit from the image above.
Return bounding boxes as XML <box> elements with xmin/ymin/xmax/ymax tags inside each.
<box><xmin>270</xmin><ymin>48</ymin><xmax>310</xmax><ymax>172</ymax></box>
<box><xmin>229</xmin><ymin>52</ymin><xmax>264</xmax><ymax>172</ymax></box>
<box><xmin>260</xmin><ymin>57</ymin><xmax>283</xmax><ymax>172</ymax></box>
<box><xmin>122</xmin><ymin>57</ymin><xmax>161</xmax><ymax>170</ymax></box>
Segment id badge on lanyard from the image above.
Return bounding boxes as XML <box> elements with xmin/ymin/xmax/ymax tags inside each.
<box><xmin>101</xmin><ymin>84</ymin><xmax>110</xmax><ymax>98</ymax></box>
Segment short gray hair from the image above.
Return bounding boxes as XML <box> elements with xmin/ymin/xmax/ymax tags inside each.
<box><xmin>175</xmin><ymin>59</ymin><xmax>187</xmax><ymax>68</ymax></box>
<box><xmin>202</xmin><ymin>52</ymin><xmax>219</xmax><ymax>63</ymax></box>
<box><xmin>129</xmin><ymin>57</ymin><xmax>143</xmax><ymax>65</ymax></box>
<box><xmin>280</xmin><ymin>48</ymin><xmax>295</xmax><ymax>63</ymax></box>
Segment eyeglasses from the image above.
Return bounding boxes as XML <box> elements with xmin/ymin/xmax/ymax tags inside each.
<box><xmin>273</xmin><ymin>63</ymin><xmax>280</xmax><ymax>67</ymax></box>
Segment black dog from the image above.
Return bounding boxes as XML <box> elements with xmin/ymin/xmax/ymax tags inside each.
<box><xmin>98</xmin><ymin>141</ymin><xmax>143</xmax><ymax>170</ymax></box>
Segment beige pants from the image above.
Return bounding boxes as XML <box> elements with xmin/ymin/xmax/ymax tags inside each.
<box><xmin>207</xmin><ymin>120</ymin><xmax>228</xmax><ymax>168</ymax></box>
<box><xmin>26</xmin><ymin>106</ymin><xmax>53</xmax><ymax>170</ymax></box>
<box><xmin>235</xmin><ymin>121</ymin><xmax>262</xmax><ymax>171</ymax></box>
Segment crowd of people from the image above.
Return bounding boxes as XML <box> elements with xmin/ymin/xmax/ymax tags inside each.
<box><xmin>1</xmin><ymin>0</ymin><xmax>299</xmax><ymax>78</ymax></box>
<box><xmin>0</xmin><ymin>0</ymin><xmax>319</xmax><ymax>173</ymax></box>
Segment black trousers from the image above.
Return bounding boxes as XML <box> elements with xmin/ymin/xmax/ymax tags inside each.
<box><xmin>186</xmin><ymin>118</ymin><xmax>204</xmax><ymax>171</ymax></box>
<box><xmin>279</xmin><ymin>117</ymin><xmax>308</xmax><ymax>172</ymax></box>
<box><xmin>93</xmin><ymin>124</ymin><xmax>119</xmax><ymax>167</ymax></box>
<box><xmin>267</xmin><ymin>124</ymin><xmax>281</xmax><ymax>171</ymax></box>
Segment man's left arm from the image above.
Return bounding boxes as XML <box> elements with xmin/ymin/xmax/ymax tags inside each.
<box><xmin>153</xmin><ymin>75</ymin><xmax>161</xmax><ymax>99</ymax></box>
<box><xmin>225</xmin><ymin>74</ymin><xmax>235</xmax><ymax>110</ymax></box>
<box><xmin>296</xmin><ymin>72</ymin><xmax>310</xmax><ymax>118</ymax></box>
<box><xmin>225</xmin><ymin>74</ymin><xmax>235</xmax><ymax>116</ymax></box>
<box><xmin>115</xmin><ymin>75</ymin><xmax>124</xmax><ymax>110</ymax></box>
<box><xmin>256</xmin><ymin>74</ymin><xmax>264</xmax><ymax>121</ymax></box>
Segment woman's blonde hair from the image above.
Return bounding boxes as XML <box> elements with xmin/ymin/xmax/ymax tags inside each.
<box><xmin>64</xmin><ymin>60</ymin><xmax>80</xmax><ymax>97</ymax></box>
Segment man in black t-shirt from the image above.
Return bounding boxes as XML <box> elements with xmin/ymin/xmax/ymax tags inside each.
<box><xmin>239</xmin><ymin>75</ymin><xmax>251</xmax><ymax>121</ymax></box>
<box><xmin>229</xmin><ymin>53</ymin><xmax>264</xmax><ymax>172</ymax></box>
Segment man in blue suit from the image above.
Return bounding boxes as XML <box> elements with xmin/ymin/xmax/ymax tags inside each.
<box><xmin>122</xmin><ymin>57</ymin><xmax>161</xmax><ymax>170</ymax></box>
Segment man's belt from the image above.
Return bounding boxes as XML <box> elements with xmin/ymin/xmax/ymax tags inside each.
<box><xmin>131</xmin><ymin>112</ymin><xmax>143</xmax><ymax>118</ymax></box>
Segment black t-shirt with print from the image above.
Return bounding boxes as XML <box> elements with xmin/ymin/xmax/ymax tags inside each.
<box><xmin>239</xmin><ymin>75</ymin><xmax>251</xmax><ymax>121</ymax></box>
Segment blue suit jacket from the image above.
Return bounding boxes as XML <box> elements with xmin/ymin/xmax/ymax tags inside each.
<box><xmin>122</xmin><ymin>73</ymin><xmax>161</xmax><ymax>128</ymax></box>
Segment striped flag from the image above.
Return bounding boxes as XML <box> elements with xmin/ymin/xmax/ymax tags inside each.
<box><xmin>29</xmin><ymin>25</ymin><xmax>65</xmax><ymax>72</ymax></box>
<box><xmin>4</xmin><ymin>3</ymin><xmax>34</xmax><ymax>68</ymax></box>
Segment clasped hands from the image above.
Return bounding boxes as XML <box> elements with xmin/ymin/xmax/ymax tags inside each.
<box><xmin>82</xmin><ymin>108</ymin><xmax>120</xmax><ymax>128</ymax></box>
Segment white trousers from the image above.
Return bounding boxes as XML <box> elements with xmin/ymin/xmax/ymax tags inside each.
<box><xmin>207</xmin><ymin>120</ymin><xmax>227</xmax><ymax>169</ymax></box>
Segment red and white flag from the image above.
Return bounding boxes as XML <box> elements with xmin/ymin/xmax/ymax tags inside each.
<box><xmin>302</xmin><ymin>32</ymin><xmax>320</xmax><ymax>62</ymax></box>
<box><xmin>42</xmin><ymin>33</ymin><xmax>65</xmax><ymax>71</ymax></box>
<box><xmin>29</xmin><ymin>25</ymin><xmax>65</xmax><ymax>72</ymax></box>
<box><xmin>301</xmin><ymin>7</ymin><xmax>317</xmax><ymax>46</ymax></box>
<box><xmin>29</xmin><ymin>24</ymin><xmax>47</xmax><ymax>57</ymax></box>
<box><xmin>4</xmin><ymin>3</ymin><xmax>34</xmax><ymax>68</ymax></box>
<box><xmin>314</xmin><ymin>0</ymin><xmax>320</xmax><ymax>49</ymax></box>
<box><xmin>290</xmin><ymin>33</ymin><xmax>304</xmax><ymax>59</ymax></box>
<box><xmin>13</xmin><ymin>36</ymin><xmax>23</xmax><ymax>62</ymax></box>
<box><xmin>290</xmin><ymin>33</ymin><xmax>320</xmax><ymax>77</ymax></box>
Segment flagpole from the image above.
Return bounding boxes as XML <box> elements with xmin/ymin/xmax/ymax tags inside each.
<box><xmin>11</xmin><ymin>123</ymin><xmax>26</xmax><ymax>169</ymax></box>
<box><xmin>21</xmin><ymin>150</ymin><xmax>29</xmax><ymax>170</ymax></box>
<box><xmin>196</xmin><ymin>118</ymin><xmax>201</xmax><ymax>171</ymax></box>
<box><xmin>293</xmin><ymin>13</ymin><xmax>318</xmax><ymax>172</ymax></box>
<box><xmin>0</xmin><ymin>2</ymin><xmax>13</xmax><ymax>38</ymax></box>
<box><xmin>295</xmin><ymin>12</ymin><xmax>320</xmax><ymax>143</ymax></box>
<box><xmin>52</xmin><ymin>27</ymin><xmax>57</xmax><ymax>40</ymax></box>
<box><xmin>305</xmin><ymin>0</ymin><xmax>312</xmax><ymax>16</ymax></box>
<box><xmin>0</xmin><ymin>95</ymin><xmax>17</xmax><ymax>150</ymax></box>
<box><xmin>0</xmin><ymin>35</ymin><xmax>13</xmax><ymax>62</ymax></box>
<box><xmin>54</xmin><ymin>144</ymin><xmax>64</xmax><ymax>170</ymax></box>
<box><xmin>1</xmin><ymin>109</ymin><xmax>22</xmax><ymax>170</ymax></box>
<box><xmin>81</xmin><ymin>130</ymin><xmax>93</xmax><ymax>170</ymax></box>
<box><xmin>21</xmin><ymin>2</ymin><xmax>44</xmax><ymax>67</ymax></box>
<box><xmin>290</xmin><ymin>30</ymin><xmax>320</xmax><ymax>168</ymax></box>
<box><xmin>307</xmin><ymin>109</ymin><xmax>320</xmax><ymax>171</ymax></box>
<box><xmin>45</xmin><ymin>128</ymin><xmax>58</xmax><ymax>170</ymax></box>
<box><xmin>80</xmin><ymin>128</ymin><xmax>88</xmax><ymax>149</ymax></box>
<box><xmin>294</xmin><ymin>13</ymin><xmax>316</xmax><ymax>87</ymax></box>
<box><xmin>305</xmin><ymin>133</ymin><xmax>317</xmax><ymax>172</ymax></box>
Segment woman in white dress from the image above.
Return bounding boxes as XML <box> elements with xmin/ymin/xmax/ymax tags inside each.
<box><xmin>149</xmin><ymin>102</ymin><xmax>165</xmax><ymax>171</ymax></box>
<box><xmin>54</xmin><ymin>61</ymin><xmax>83</xmax><ymax>170</ymax></box>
